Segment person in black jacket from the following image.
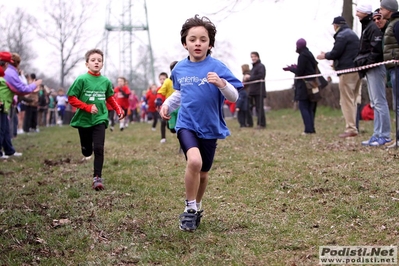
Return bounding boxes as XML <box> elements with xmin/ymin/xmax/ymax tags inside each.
<box><xmin>355</xmin><ymin>3</ymin><xmax>392</xmax><ymax>146</ymax></box>
<box><xmin>317</xmin><ymin>16</ymin><xmax>360</xmax><ymax>138</ymax></box>
<box><xmin>284</xmin><ymin>38</ymin><xmax>318</xmax><ymax>134</ymax></box>
<box><xmin>243</xmin><ymin>52</ymin><xmax>266</xmax><ymax>128</ymax></box>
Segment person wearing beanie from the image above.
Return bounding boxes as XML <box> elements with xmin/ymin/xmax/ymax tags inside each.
<box><xmin>355</xmin><ymin>2</ymin><xmax>392</xmax><ymax>146</ymax></box>
<box><xmin>283</xmin><ymin>39</ymin><xmax>324</xmax><ymax>134</ymax></box>
<box><xmin>373</xmin><ymin>9</ymin><xmax>388</xmax><ymax>33</ymax></box>
<box><xmin>381</xmin><ymin>0</ymin><xmax>398</xmax><ymax>12</ymax></box>
<box><xmin>356</xmin><ymin>3</ymin><xmax>373</xmax><ymax>14</ymax></box>
<box><xmin>380</xmin><ymin>0</ymin><xmax>399</xmax><ymax>148</ymax></box>
<box><xmin>317</xmin><ymin>17</ymin><xmax>360</xmax><ymax>138</ymax></box>
<box><xmin>296</xmin><ymin>38</ymin><xmax>307</xmax><ymax>52</ymax></box>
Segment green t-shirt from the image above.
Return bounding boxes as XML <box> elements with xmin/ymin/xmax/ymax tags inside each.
<box><xmin>67</xmin><ymin>73</ymin><xmax>114</xmax><ymax>128</ymax></box>
<box><xmin>0</xmin><ymin>77</ymin><xmax>14</xmax><ymax>114</ymax></box>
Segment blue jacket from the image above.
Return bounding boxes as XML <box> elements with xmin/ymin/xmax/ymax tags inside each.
<box><xmin>235</xmin><ymin>89</ymin><xmax>248</xmax><ymax>111</ymax></box>
<box><xmin>325</xmin><ymin>24</ymin><xmax>360</xmax><ymax>73</ymax></box>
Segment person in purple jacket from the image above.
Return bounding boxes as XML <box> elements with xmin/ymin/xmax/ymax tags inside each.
<box><xmin>1</xmin><ymin>53</ymin><xmax>40</xmax><ymax>158</ymax></box>
<box><xmin>4</xmin><ymin>53</ymin><xmax>42</xmax><ymax>94</ymax></box>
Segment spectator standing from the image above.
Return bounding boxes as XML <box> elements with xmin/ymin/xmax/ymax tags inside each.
<box><xmin>235</xmin><ymin>84</ymin><xmax>249</xmax><ymax>127</ymax></box>
<box><xmin>283</xmin><ymin>38</ymin><xmax>320</xmax><ymax>134</ymax></box>
<box><xmin>354</xmin><ymin>3</ymin><xmax>392</xmax><ymax>146</ymax></box>
<box><xmin>373</xmin><ymin>9</ymin><xmax>389</xmax><ymax>33</ymax></box>
<box><xmin>2</xmin><ymin>52</ymin><xmax>40</xmax><ymax>158</ymax></box>
<box><xmin>241</xmin><ymin>64</ymin><xmax>253</xmax><ymax>127</ymax></box>
<box><xmin>317</xmin><ymin>16</ymin><xmax>360</xmax><ymax>138</ymax></box>
<box><xmin>23</xmin><ymin>74</ymin><xmax>39</xmax><ymax>133</ymax></box>
<box><xmin>243</xmin><ymin>52</ymin><xmax>266</xmax><ymax>128</ymax></box>
<box><xmin>16</xmin><ymin>70</ymin><xmax>28</xmax><ymax>134</ymax></box>
<box><xmin>37</xmin><ymin>85</ymin><xmax>49</xmax><ymax>127</ymax></box>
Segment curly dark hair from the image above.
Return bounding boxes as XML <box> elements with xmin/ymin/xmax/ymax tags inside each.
<box><xmin>180</xmin><ymin>14</ymin><xmax>217</xmax><ymax>56</ymax></box>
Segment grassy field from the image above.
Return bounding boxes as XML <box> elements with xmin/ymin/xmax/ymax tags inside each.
<box><xmin>1</xmin><ymin>106</ymin><xmax>399</xmax><ymax>266</ymax></box>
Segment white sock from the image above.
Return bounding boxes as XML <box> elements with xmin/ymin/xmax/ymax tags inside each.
<box><xmin>196</xmin><ymin>201</ymin><xmax>202</xmax><ymax>210</ymax></box>
<box><xmin>184</xmin><ymin>199</ymin><xmax>197</xmax><ymax>212</ymax></box>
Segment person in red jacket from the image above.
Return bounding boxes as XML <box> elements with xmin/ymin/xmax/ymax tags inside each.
<box><xmin>114</xmin><ymin>77</ymin><xmax>131</xmax><ymax>131</ymax></box>
<box><xmin>145</xmin><ymin>84</ymin><xmax>158</xmax><ymax>131</ymax></box>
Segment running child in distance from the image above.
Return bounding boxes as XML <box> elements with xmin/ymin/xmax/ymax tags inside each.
<box><xmin>67</xmin><ymin>48</ymin><xmax>125</xmax><ymax>191</ymax></box>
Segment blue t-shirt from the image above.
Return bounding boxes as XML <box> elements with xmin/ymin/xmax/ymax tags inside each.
<box><xmin>171</xmin><ymin>56</ymin><xmax>243</xmax><ymax>139</ymax></box>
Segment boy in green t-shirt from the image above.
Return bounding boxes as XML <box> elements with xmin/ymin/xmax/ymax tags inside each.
<box><xmin>67</xmin><ymin>49</ymin><xmax>125</xmax><ymax>190</ymax></box>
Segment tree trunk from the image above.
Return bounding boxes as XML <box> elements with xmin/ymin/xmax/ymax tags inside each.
<box><xmin>342</xmin><ymin>0</ymin><xmax>354</xmax><ymax>29</ymax></box>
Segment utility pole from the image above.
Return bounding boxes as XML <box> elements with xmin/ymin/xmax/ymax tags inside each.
<box><xmin>103</xmin><ymin>0</ymin><xmax>155</xmax><ymax>89</ymax></box>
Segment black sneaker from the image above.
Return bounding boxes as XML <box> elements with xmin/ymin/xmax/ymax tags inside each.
<box><xmin>179</xmin><ymin>209</ymin><xmax>203</xmax><ymax>231</ymax></box>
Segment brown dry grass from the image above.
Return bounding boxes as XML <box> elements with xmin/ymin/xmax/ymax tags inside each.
<box><xmin>1</xmin><ymin>106</ymin><xmax>398</xmax><ymax>265</ymax></box>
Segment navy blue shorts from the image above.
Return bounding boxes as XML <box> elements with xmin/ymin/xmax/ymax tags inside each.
<box><xmin>177</xmin><ymin>128</ymin><xmax>217</xmax><ymax>172</ymax></box>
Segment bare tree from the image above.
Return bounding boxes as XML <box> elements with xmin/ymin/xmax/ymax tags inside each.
<box><xmin>38</xmin><ymin>0</ymin><xmax>99</xmax><ymax>88</ymax></box>
<box><xmin>0</xmin><ymin>7</ymin><xmax>38</xmax><ymax>70</ymax></box>
<box><xmin>342</xmin><ymin>0</ymin><xmax>354</xmax><ymax>29</ymax></box>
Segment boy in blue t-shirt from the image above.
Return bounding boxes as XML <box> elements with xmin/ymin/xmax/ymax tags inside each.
<box><xmin>159</xmin><ymin>15</ymin><xmax>243</xmax><ymax>231</ymax></box>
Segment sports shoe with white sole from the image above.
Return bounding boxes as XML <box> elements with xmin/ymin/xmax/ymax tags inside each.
<box><xmin>92</xmin><ymin>176</ymin><xmax>104</xmax><ymax>191</ymax></box>
<box><xmin>179</xmin><ymin>209</ymin><xmax>203</xmax><ymax>232</ymax></box>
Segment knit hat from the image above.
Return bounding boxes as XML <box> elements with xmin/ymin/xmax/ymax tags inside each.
<box><xmin>381</xmin><ymin>0</ymin><xmax>398</xmax><ymax>12</ymax></box>
<box><xmin>373</xmin><ymin>8</ymin><xmax>382</xmax><ymax>17</ymax></box>
<box><xmin>356</xmin><ymin>3</ymin><xmax>373</xmax><ymax>14</ymax></box>
<box><xmin>296</xmin><ymin>38</ymin><xmax>307</xmax><ymax>50</ymax></box>
<box><xmin>332</xmin><ymin>16</ymin><xmax>346</xmax><ymax>25</ymax></box>
<box><xmin>0</xmin><ymin>52</ymin><xmax>14</xmax><ymax>63</ymax></box>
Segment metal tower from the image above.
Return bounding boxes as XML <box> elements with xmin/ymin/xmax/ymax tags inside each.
<box><xmin>103</xmin><ymin>0</ymin><xmax>155</xmax><ymax>89</ymax></box>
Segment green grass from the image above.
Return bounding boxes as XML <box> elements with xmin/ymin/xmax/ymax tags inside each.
<box><xmin>1</xmin><ymin>106</ymin><xmax>399</xmax><ymax>265</ymax></box>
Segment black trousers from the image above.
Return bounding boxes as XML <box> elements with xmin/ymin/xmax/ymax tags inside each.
<box><xmin>108</xmin><ymin>110</ymin><xmax>115</xmax><ymax>127</ymax></box>
<box><xmin>23</xmin><ymin>105</ymin><xmax>38</xmax><ymax>132</ymax></box>
<box><xmin>249</xmin><ymin>95</ymin><xmax>266</xmax><ymax>127</ymax></box>
<box><xmin>237</xmin><ymin>110</ymin><xmax>248</xmax><ymax>127</ymax></box>
<box><xmin>78</xmin><ymin>123</ymin><xmax>106</xmax><ymax>177</ymax></box>
<box><xmin>160</xmin><ymin>119</ymin><xmax>167</xmax><ymax>139</ymax></box>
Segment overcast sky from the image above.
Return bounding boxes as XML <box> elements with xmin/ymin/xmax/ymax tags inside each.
<box><xmin>0</xmin><ymin>0</ymin><xmax>381</xmax><ymax>90</ymax></box>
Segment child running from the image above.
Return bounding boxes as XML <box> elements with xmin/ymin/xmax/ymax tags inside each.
<box><xmin>159</xmin><ymin>15</ymin><xmax>243</xmax><ymax>231</ymax></box>
<box><xmin>67</xmin><ymin>48</ymin><xmax>124</xmax><ymax>190</ymax></box>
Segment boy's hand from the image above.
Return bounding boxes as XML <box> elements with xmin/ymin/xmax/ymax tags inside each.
<box><xmin>207</xmin><ymin>72</ymin><xmax>225</xmax><ymax>88</ymax></box>
<box><xmin>159</xmin><ymin>104</ymin><xmax>170</xmax><ymax>120</ymax></box>
<box><xmin>90</xmin><ymin>104</ymin><xmax>98</xmax><ymax>114</ymax></box>
<box><xmin>117</xmin><ymin>111</ymin><xmax>125</xmax><ymax>120</ymax></box>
